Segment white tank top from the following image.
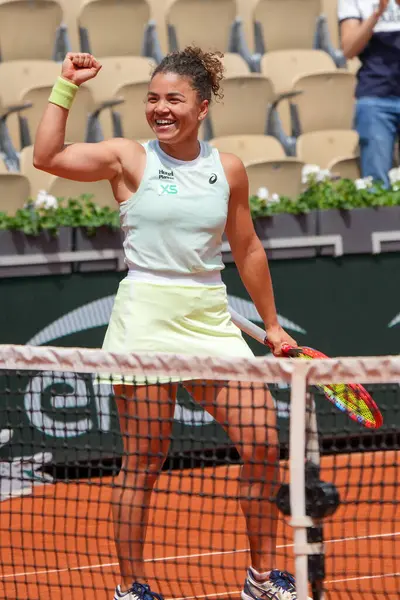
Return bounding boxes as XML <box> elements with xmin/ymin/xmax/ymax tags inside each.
<box><xmin>119</xmin><ymin>140</ymin><xmax>230</xmax><ymax>274</ymax></box>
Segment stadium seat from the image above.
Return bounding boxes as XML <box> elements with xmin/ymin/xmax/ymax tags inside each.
<box><xmin>328</xmin><ymin>156</ymin><xmax>360</xmax><ymax>180</ymax></box>
<box><xmin>20</xmin><ymin>145</ymin><xmax>53</xmax><ymax>197</ymax></box>
<box><xmin>206</xmin><ymin>75</ymin><xmax>275</xmax><ymax>139</ymax></box>
<box><xmin>210</xmin><ymin>134</ymin><xmax>285</xmax><ymax>163</ymax></box>
<box><xmin>0</xmin><ymin>157</ymin><xmax>7</xmax><ymax>173</ymax></box>
<box><xmin>166</xmin><ymin>0</ymin><xmax>241</xmax><ymax>55</ymax></box>
<box><xmin>48</xmin><ymin>177</ymin><xmax>116</xmax><ymax>209</ymax></box>
<box><xmin>103</xmin><ymin>79</ymin><xmax>156</xmax><ymax>141</ymax></box>
<box><xmin>78</xmin><ymin>0</ymin><xmax>162</xmax><ymax>61</ymax></box>
<box><xmin>297</xmin><ymin>130</ymin><xmax>359</xmax><ymax>169</ymax></box>
<box><xmin>56</xmin><ymin>0</ymin><xmax>83</xmax><ymax>52</ymax></box>
<box><xmin>146</xmin><ymin>0</ymin><xmax>176</xmax><ymax>55</ymax></box>
<box><xmin>261</xmin><ymin>49</ymin><xmax>336</xmax><ymax>94</ymax></box>
<box><xmin>253</xmin><ymin>0</ymin><xmax>322</xmax><ymax>52</ymax></box>
<box><xmin>0</xmin><ymin>173</ymin><xmax>31</xmax><ymax>214</ymax></box>
<box><xmin>321</xmin><ymin>0</ymin><xmax>339</xmax><ymax>49</ymax></box>
<box><xmin>291</xmin><ymin>71</ymin><xmax>356</xmax><ymax>135</ymax></box>
<box><xmin>245</xmin><ymin>159</ymin><xmax>304</xmax><ymax>198</ymax></box>
<box><xmin>86</xmin><ymin>56</ymin><xmax>156</xmax><ymax>104</ymax></box>
<box><xmin>220</xmin><ymin>53</ymin><xmax>251</xmax><ymax>76</ymax></box>
<box><xmin>252</xmin><ymin>0</ymin><xmax>344</xmax><ymax>69</ymax></box>
<box><xmin>0</xmin><ymin>0</ymin><xmax>68</xmax><ymax>61</ymax></box>
<box><xmin>236</xmin><ymin>0</ymin><xmax>258</xmax><ymax>54</ymax></box>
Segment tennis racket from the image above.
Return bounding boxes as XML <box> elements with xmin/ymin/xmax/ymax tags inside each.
<box><xmin>229</xmin><ymin>307</ymin><xmax>383</xmax><ymax>429</ymax></box>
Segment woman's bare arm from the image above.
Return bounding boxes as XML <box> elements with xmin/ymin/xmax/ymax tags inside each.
<box><xmin>222</xmin><ymin>153</ymin><xmax>297</xmax><ymax>355</ymax></box>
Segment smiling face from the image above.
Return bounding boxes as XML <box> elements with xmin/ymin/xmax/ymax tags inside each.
<box><xmin>145</xmin><ymin>72</ymin><xmax>209</xmax><ymax>145</ymax></box>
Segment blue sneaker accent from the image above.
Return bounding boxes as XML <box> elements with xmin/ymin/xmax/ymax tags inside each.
<box><xmin>241</xmin><ymin>568</ymin><xmax>311</xmax><ymax>600</ymax></box>
<box><xmin>114</xmin><ymin>582</ymin><xmax>164</xmax><ymax>600</ymax></box>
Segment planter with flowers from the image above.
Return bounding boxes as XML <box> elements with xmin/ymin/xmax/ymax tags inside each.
<box><xmin>251</xmin><ymin>167</ymin><xmax>400</xmax><ymax>257</ymax></box>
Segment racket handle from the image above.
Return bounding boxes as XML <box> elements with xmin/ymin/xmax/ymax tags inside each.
<box><xmin>228</xmin><ymin>307</ymin><xmax>269</xmax><ymax>346</ymax></box>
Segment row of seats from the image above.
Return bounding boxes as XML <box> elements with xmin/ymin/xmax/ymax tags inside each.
<box><xmin>0</xmin><ymin>58</ymin><xmax>357</xmax><ymax>160</ymax></box>
<box><xmin>0</xmin><ymin>0</ymin><xmax>343</xmax><ymax>67</ymax></box>
<box><xmin>0</xmin><ymin>133</ymin><xmax>360</xmax><ymax>216</ymax></box>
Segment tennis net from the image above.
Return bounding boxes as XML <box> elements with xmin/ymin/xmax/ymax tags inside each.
<box><xmin>0</xmin><ymin>345</ymin><xmax>399</xmax><ymax>600</ymax></box>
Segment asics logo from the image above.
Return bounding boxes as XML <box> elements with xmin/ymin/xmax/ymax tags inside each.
<box><xmin>209</xmin><ymin>173</ymin><xmax>217</xmax><ymax>184</ymax></box>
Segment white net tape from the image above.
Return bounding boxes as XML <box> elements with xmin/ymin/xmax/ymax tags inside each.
<box><xmin>0</xmin><ymin>344</ymin><xmax>399</xmax><ymax>384</ymax></box>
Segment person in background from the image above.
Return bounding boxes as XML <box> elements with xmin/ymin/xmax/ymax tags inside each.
<box><xmin>338</xmin><ymin>0</ymin><xmax>400</xmax><ymax>187</ymax></box>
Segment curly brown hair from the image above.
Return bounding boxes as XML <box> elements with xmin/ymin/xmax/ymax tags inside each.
<box><xmin>152</xmin><ymin>46</ymin><xmax>225</xmax><ymax>103</ymax></box>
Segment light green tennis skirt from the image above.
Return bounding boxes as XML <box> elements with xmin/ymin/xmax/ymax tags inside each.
<box><xmin>101</xmin><ymin>273</ymin><xmax>253</xmax><ymax>385</ymax></box>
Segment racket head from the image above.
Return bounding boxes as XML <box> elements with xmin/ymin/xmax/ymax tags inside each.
<box><xmin>280</xmin><ymin>344</ymin><xmax>383</xmax><ymax>429</ymax></box>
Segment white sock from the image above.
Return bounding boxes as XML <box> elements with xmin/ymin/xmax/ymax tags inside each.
<box><xmin>250</xmin><ymin>566</ymin><xmax>272</xmax><ymax>582</ymax></box>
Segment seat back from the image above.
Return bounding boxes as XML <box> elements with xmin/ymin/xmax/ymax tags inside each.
<box><xmin>167</xmin><ymin>0</ymin><xmax>237</xmax><ymax>51</ymax></box>
<box><xmin>254</xmin><ymin>0</ymin><xmax>321</xmax><ymax>51</ymax></box>
<box><xmin>0</xmin><ymin>0</ymin><xmax>63</xmax><ymax>60</ymax></box>
<box><xmin>78</xmin><ymin>0</ymin><xmax>150</xmax><ymax>57</ymax></box>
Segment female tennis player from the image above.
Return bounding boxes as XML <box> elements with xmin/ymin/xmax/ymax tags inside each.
<box><xmin>34</xmin><ymin>49</ymin><xmax>306</xmax><ymax>600</ymax></box>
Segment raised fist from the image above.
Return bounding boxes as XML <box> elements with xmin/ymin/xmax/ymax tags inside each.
<box><xmin>61</xmin><ymin>52</ymin><xmax>102</xmax><ymax>86</ymax></box>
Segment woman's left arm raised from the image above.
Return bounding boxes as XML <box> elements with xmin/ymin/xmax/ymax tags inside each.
<box><xmin>222</xmin><ymin>153</ymin><xmax>297</xmax><ymax>356</ymax></box>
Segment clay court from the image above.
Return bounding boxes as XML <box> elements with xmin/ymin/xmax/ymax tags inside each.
<box><xmin>1</xmin><ymin>450</ymin><xmax>399</xmax><ymax>600</ymax></box>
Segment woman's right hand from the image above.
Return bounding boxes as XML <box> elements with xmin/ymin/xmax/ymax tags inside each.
<box><xmin>61</xmin><ymin>52</ymin><xmax>102</xmax><ymax>86</ymax></box>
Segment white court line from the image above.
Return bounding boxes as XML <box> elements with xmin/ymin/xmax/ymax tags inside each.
<box><xmin>165</xmin><ymin>571</ymin><xmax>400</xmax><ymax>600</ymax></box>
<box><xmin>1</xmin><ymin>530</ymin><xmax>400</xmax><ymax>581</ymax></box>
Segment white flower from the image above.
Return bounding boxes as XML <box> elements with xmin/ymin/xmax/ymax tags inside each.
<box><xmin>354</xmin><ymin>176</ymin><xmax>373</xmax><ymax>190</ymax></box>
<box><xmin>302</xmin><ymin>164</ymin><xmax>321</xmax><ymax>184</ymax></box>
<box><xmin>389</xmin><ymin>168</ymin><xmax>400</xmax><ymax>185</ymax></box>
<box><xmin>257</xmin><ymin>186</ymin><xmax>269</xmax><ymax>201</ymax></box>
<box><xmin>317</xmin><ymin>169</ymin><xmax>332</xmax><ymax>182</ymax></box>
<box><xmin>34</xmin><ymin>190</ymin><xmax>58</xmax><ymax>210</ymax></box>
<box><xmin>270</xmin><ymin>193</ymin><xmax>280</xmax><ymax>203</ymax></box>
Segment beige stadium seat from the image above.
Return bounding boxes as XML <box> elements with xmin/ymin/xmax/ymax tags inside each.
<box><xmin>0</xmin><ymin>61</ymin><xmax>61</xmax><ymax>108</ymax></box>
<box><xmin>253</xmin><ymin>0</ymin><xmax>322</xmax><ymax>52</ymax></box>
<box><xmin>347</xmin><ymin>57</ymin><xmax>361</xmax><ymax>74</ymax></box>
<box><xmin>78</xmin><ymin>0</ymin><xmax>152</xmax><ymax>58</ymax></box>
<box><xmin>20</xmin><ymin>145</ymin><xmax>53</xmax><ymax>198</ymax></box>
<box><xmin>261</xmin><ymin>50</ymin><xmax>336</xmax><ymax>94</ymax></box>
<box><xmin>48</xmin><ymin>177</ymin><xmax>115</xmax><ymax>209</ymax></box>
<box><xmin>167</xmin><ymin>0</ymin><xmax>237</xmax><ymax>52</ymax></box>
<box><xmin>100</xmin><ymin>80</ymin><xmax>155</xmax><ymax>141</ymax></box>
<box><xmin>292</xmin><ymin>71</ymin><xmax>356</xmax><ymax>134</ymax></box>
<box><xmin>0</xmin><ymin>173</ymin><xmax>31</xmax><ymax>215</ymax></box>
<box><xmin>297</xmin><ymin>130</ymin><xmax>359</xmax><ymax>169</ymax></box>
<box><xmin>146</xmin><ymin>0</ymin><xmax>176</xmax><ymax>55</ymax></box>
<box><xmin>328</xmin><ymin>156</ymin><xmax>360</xmax><ymax>180</ymax></box>
<box><xmin>221</xmin><ymin>53</ymin><xmax>250</xmax><ymax>76</ymax></box>
<box><xmin>210</xmin><ymin>135</ymin><xmax>285</xmax><ymax>163</ymax></box>
<box><xmin>0</xmin><ymin>158</ymin><xmax>7</xmax><ymax>173</ymax></box>
<box><xmin>7</xmin><ymin>85</ymin><xmax>97</xmax><ymax>150</ymax></box>
<box><xmin>86</xmin><ymin>56</ymin><xmax>156</xmax><ymax>105</ymax></box>
<box><xmin>246</xmin><ymin>159</ymin><xmax>304</xmax><ymax>198</ymax></box>
<box><xmin>208</xmin><ymin>75</ymin><xmax>275</xmax><ymax>139</ymax></box>
<box><xmin>0</xmin><ymin>0</ymin><xmax>65</xmax><ymax>60</ymax></box>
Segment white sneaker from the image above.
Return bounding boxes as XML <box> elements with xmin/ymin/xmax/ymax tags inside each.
<box><xmin>241</xmin><ymin>568</ymin><xmax>312</xmax><ymax>600</ymax></box>
<box><xmin>114</xmin><ymin>582</ymin><xmax>164</xmax><ymax>600</ymax></box>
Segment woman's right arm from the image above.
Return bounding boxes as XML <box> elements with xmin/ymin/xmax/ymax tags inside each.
<box><xmin>33</xmin><ymin>52</ymin><xmax>126</xmax><ymax>183</ymax></box>
<box><xmin>339</xmin><ymin>0</ymin><xmax>388</xmax><ymax>59</ymax></box>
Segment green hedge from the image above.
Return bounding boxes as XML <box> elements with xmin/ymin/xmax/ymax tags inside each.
<box><xmin>1</xmin><ymin>179</ymin><xmax>400</xmax><ymax>237</ymax></box>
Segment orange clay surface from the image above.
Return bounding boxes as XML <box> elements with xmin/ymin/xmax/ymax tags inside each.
<box><xmin>1</xmin><ymin>451</ymin><xmax>399</xmax><ymax>600</ymax></box>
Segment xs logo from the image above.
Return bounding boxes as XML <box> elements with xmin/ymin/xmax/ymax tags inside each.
<box><xmin>158</xmin><ymin>183</ymin><xmax>178</xmax><ymax>195</ymax></box>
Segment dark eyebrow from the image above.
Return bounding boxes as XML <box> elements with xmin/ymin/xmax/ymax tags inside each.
<box><xmin>147</xmin><ymin>91</ymin><xmax>186</xmax><ymax>99</ymax></box>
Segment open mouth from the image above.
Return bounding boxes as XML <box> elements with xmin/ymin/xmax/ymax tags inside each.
<box><xmin>154</xmin><ymin>119</ymin><xmax>177</xmax><ymax>131</ymax></box>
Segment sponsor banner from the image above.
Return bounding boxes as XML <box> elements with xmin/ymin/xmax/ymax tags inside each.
<box><xmin>0</xmin><ymin>255</ymin><xmax>399</xmax><ymax>466</ymax></box>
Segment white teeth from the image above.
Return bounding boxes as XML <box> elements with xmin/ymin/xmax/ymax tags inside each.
<box><xmin>156</xmin><ymin>120</ymin><xmax>175</xmax><ymax>125</ymax></box>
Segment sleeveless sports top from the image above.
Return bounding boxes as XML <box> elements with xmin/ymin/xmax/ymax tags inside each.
<box><xmin>119</xmin><ymin>140</ymin><xmax>230</xmax><ymax>274</ymax></box>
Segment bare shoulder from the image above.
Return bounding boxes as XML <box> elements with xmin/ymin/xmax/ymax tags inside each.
<box><xmin>106</xmin><ymin>137</ymin><xmax>146</xmax><ymax>160</ymax></box>
<box><xmin>219</xmin><ymin>152</ymin><xmax>248</xmax><ymax>189</ymax></box>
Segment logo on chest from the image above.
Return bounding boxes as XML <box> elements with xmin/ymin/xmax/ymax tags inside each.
<box><xmin>158</xmin><ymin>183</ymin><xmax>178</xmax><ymax>195</ymax></box>
<box><xmin>158</xmin><ymin>168</ymin><xmax>174</xmax><ymax>181</ymax></box>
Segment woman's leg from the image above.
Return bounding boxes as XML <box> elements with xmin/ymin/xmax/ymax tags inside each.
<box><xmin>185</xmin><ymin>381</ymin><xmax>279</xmax><ymax>572</ymax></box>
<box><xmin>112</xmin><ymin>383</ymin><xmax>178</xmax><ymax>589</ymax></box>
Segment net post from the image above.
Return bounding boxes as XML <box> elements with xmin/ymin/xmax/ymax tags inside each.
<box><xmin>289</xmin><ymin>361</ymin><xmax>312</xmax><ymax>600</ymax></box>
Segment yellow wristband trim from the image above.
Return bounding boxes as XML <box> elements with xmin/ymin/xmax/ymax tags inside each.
<box><xmin>48</xmin><ymin>77</ymin><xmax>79</xmax><ymax>110</ymax></box>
